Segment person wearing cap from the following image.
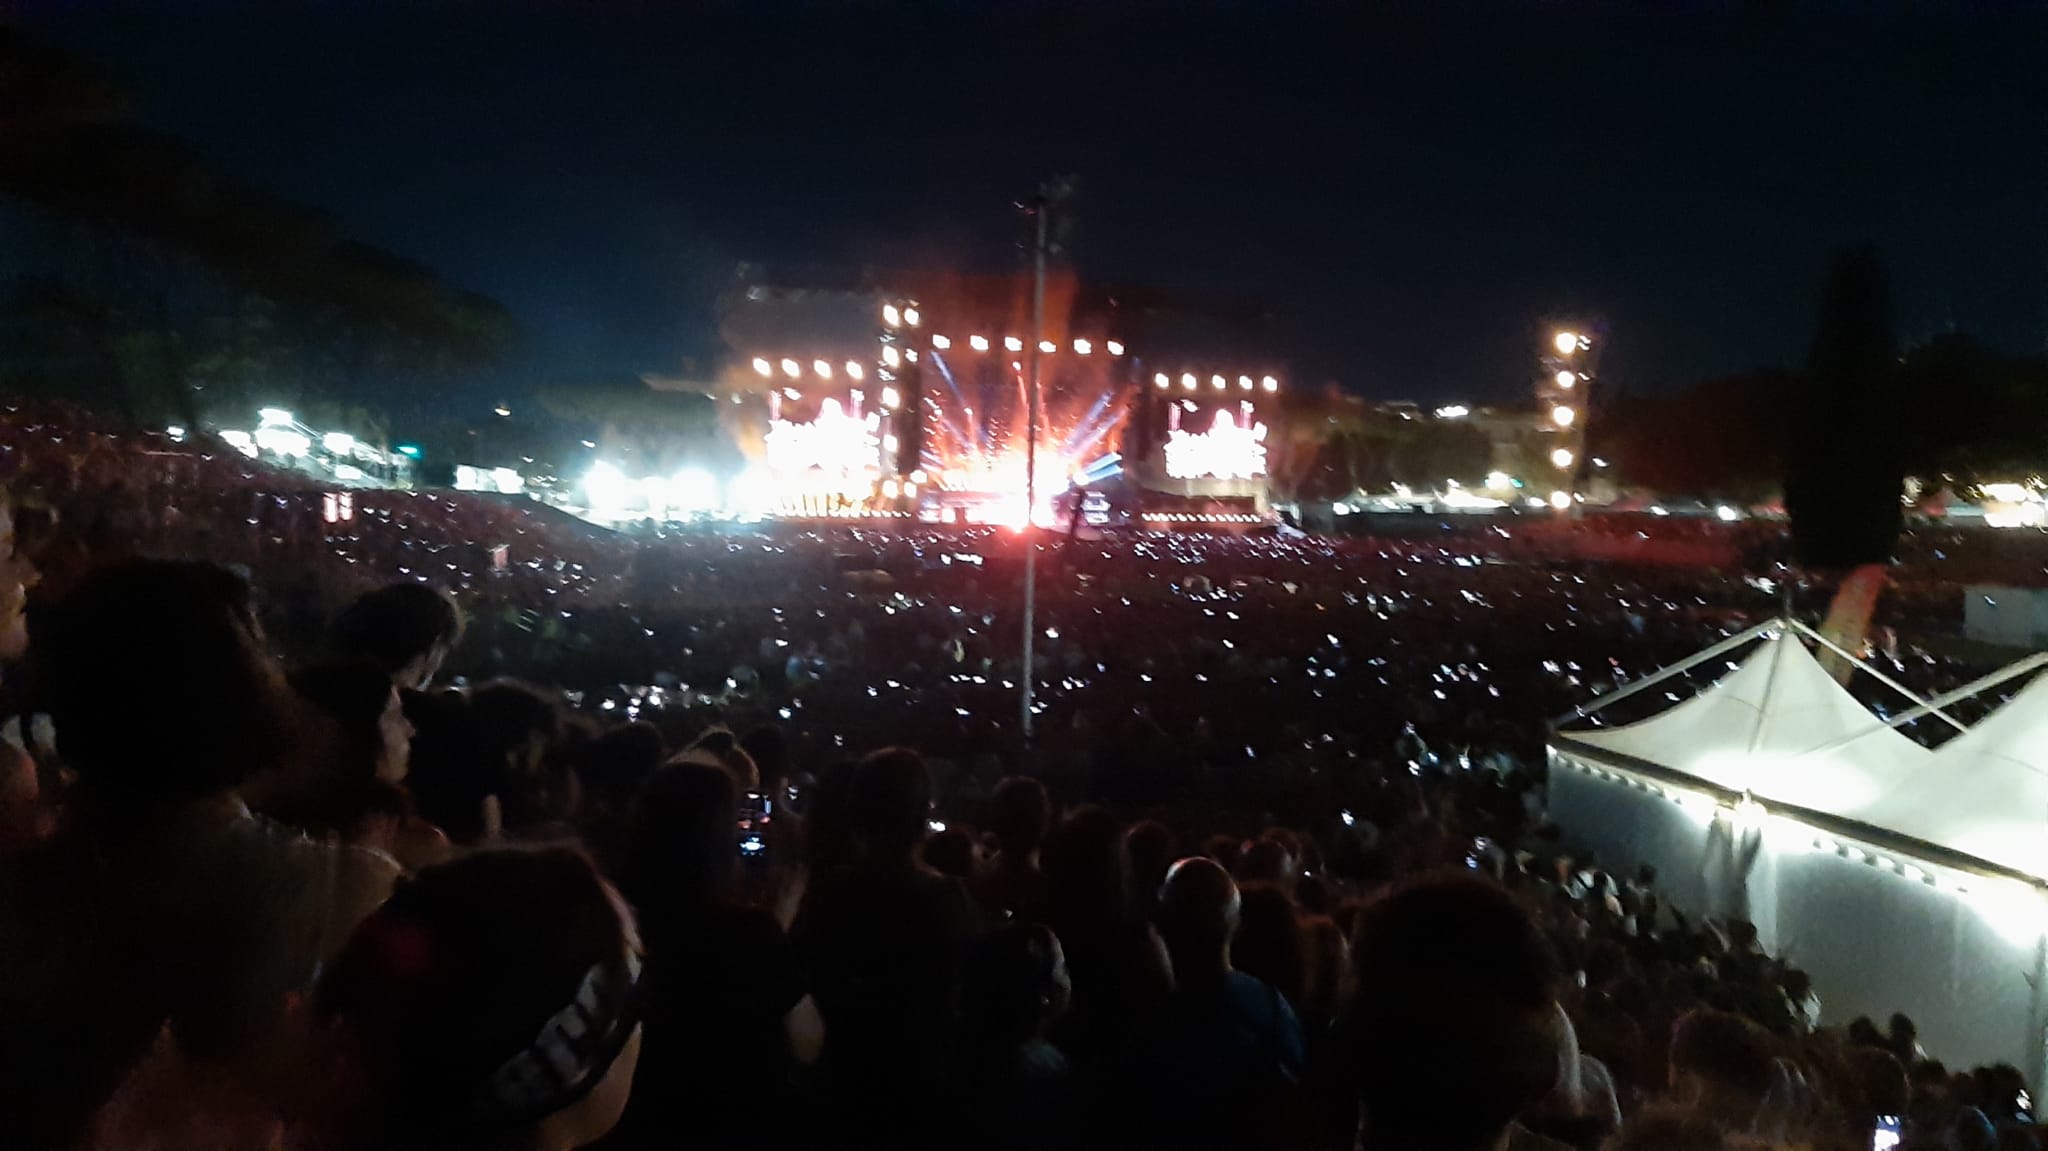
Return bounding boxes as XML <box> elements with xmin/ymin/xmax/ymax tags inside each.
<box><xmin>313</xmin><ymin>848</ymin><xmax>644</xmax><ymax>1150</ymax></box>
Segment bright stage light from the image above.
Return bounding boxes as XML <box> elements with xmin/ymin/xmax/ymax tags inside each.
<box><xmin>970</xmin><ymin>335</ymin><xmax>989</xmax><ymax>351</ymax></box>
<box><xmin>583</xmin><ymin>460</ymin><xmax>635</xmax><ymax>515</ymax></box>
<box><xmin>1106</xmin><ymin>340</ymin><xmax>1124</xmax><ymax>356</ymax></box>
<box><xmin>813</xmin><ymin>360</ymin><xmax>833</xmax><ymax>379</ymax></box>
<box><xmin>880</xmin><ymin>386</ymin><xmax>901</xmax><ymax>410</ymax></box>
<box><xmin>1005</xmin><ymin>336</ymin><xmax>1023</xmax><ymax>352</ymax></box>
<box><xmin>1261</xmin><ymin>376</ymin><xmax>1278</xmax><ymax>392</ymax></box>
<box><xmin>1549</xmin><ymin>490</ymin><xmax>1571</xmax><ymax>510</ymax></box>
<box><xmin>883</xmin><ymin>304</ymin><xmax>902</xmax><ymax>327</ymax></box>
<box><xmin>1073</xmin><ymin>339</ymin><xmax>1092</xmax><ymax>355</ymax></box>
<box><xmin>846</xmin><ymin>361</ymin><xmax>865</xmax><ymax>380</ymax></box>
<box><xmin>882</xmin><ymin>346</ymin><xmax>901</xmax><ymax>367</ymax></box>
<box><xmin>1155</xmin><ymin>373</ymin><xmax>1170</xmax><ymax>388</ymax></box>
<box><xmin>1039</xmin><ymin>340</ymin><xmax>1057</xmax><ymax>354</ymax></box>
<box><xmin>1554</xmin><ymin>331</ymin><xmax>1581</xmax><ymax>355</ymax></box>
<box><xmin>1238</xmin><ymin>375</ymin><xmax>1253</xmax><ymax>390</ymax></box>
<box><xmin>1555</xmin><ymin>370</ymin><xmax>1576</xmax><ymax>388</ymax></box>
<box><xmin>254</xmin><ymin>426</ymin><xmax>310</xmax><ymax>458</ymax></box>
<box><xmin>753</xmin><ymin>357</ymin><xmax>773</xmax><ymax>377</ymax></box>
<box><xmin>1181</xmin><ymin>373</ymin><xmax>1197</xmax><ymax>390</ymax></box>
<box><xmin>1551</xmin><ymin>447</ymin><xmax>1575</xmax><ymax>469</ymax></box>
<box><xmin>1164</xmin><ymin>409</ymin><xmax>1269</xmax><ymax>480</ymax></box>
<box><xmin>932</xmin><ymin>335</ymin><xmax>951</xmax><ymax>350</ymax></box>
<box><xmin>903</xmin><ymin>307</ymin><xmax>920</xmax><ymax>327</ymax></box>
<box><xmin>1551</xmin><ymin>405</ymin><xmax>1576</xmax><ymax>428</ymax></box>
<box><xmin>780</xmin><ymin>358</ymin><xmax>801</xmax><ymax>378</ymax></box>
<box><xmin>1211</xmin><ymin>375</ymin><xmax>1226</xmax><ymax>390</ymax></box>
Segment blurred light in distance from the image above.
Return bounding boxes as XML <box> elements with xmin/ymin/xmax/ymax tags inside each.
<box><xmin>882</xmin><ymin>346</ymin><xmax>901</xmax><ymax>367</ymax></box>
<box><xmin>903</xmin><ymin>307</ymin><xmax>920</xmax><ymax>327</ymax></box>
<box><xmin>970</xmin><ymin>335</ymin><xmax>989</xmax><ymax>351</ymax></box>
<box><xmin>1005</xmin><ymin>336</ymin><xmax>1024</xmax><ymax>352</ymax></box>
<box><xmin>1554</xmin><ymin>331</ymin><xmax>1580</xmax><ymax>354</ymax></box>
<box><xmin>1211</xmin><ymin>375</ymin><xmax>1226</xmax><ymax>390</ymax></box>
<box><xmin>1485</xmin><ymin>471</ymin><xmax>1513</xmax><ymax>489</ymax></box>
<box><xmin>1181</xmin><ymin>373</ymin><xmax>1197</xmax><ymax>390</ymax></box>
<box><xmin>1261</xmin><ymin>376</ymin><xmax>1278</xmax><ymax>392</ymax></box>
<box><xmin>845</xmin><ymin>361</ymin><xmax>865</xmax><ymax>380</ymax></box>
<box><xmin>1039</xmin><ymin>340</ymin><xmax>1057</xmax><ymax>354</ymax></box>
<box><xmin>752</xmin><ymin>357</ymin><xmax>773</xmax><ymax>377</ymax></box>
<box><xmin>1238</xmin><ymin>375</ymin><xmax>1253</xmax><ymax>390</ymax></box>
<box><xmin>1073</xmin><ymin>338</ymin><xmax>1092</xmax><ymax>355</ymax></box>
<box><xmin>1154</xmin><ymin>373</ymin><xmax>1170</xmax><ymax>388</ymax></box>
<box><xmin>883</xmin><ymin>304</ymin><xmax>901</xmax><ymax>327</ymax></box>
<box><xmin>1551</xmin><ymin>447</ymin><xmax>1575</xmax><ymax>468</ymax></box>
<box><xmin>1555</xmin><ymin>370</ymin><xmax>1576</xmax><ymax>388</ymax></box>
<box><xmin>780</xmin><ymin>358</ymin><xmax>801</xmax><ymax>378</ymax></box>
<box><xmin>258</xmin><ymin>407</ymin><xmax>294</xmax><ymax>427</ymax></box>
<box><xmin>931</xmin><ymin>335</ymin><xmax>951</xmax><ymax>350</ymax></box>
<box><xmin>322</xmin><ymin>432</ymin><xmax>355</xmax><ymax>455</ymax></box>
<box><xmin>1434</xmin><ymin>405</ymin><xmax>1469</xmax><ymax>419</ymax></box>
<box><xmin>880</xmin><ymin>387</ymin><xmax>901</xmax><ymax>409</ymax></box>
<box><xmin>1106</xmin><ymin>340</ymin><xmax>1124</xmax><ymax>356</ymax></box>
<box><xmin>1549</xmin><ymin>490</ymin><xmax>1571</xmax><ymax>510</ymax></box>
<box><xmin>1551</xmin><ymin>405</ymin><xmax>1576</xmax><ymax>428</ymax></box>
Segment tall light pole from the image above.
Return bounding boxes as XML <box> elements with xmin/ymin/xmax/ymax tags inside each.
<box><xmin>1540</xmin><ymin>326</ymin><xmax>1598</xmax><ymax>514</ymax></box>
<box><xmin>1019</xmin><ymin>187</ymin><xmax>1050</xmax><ymax>742</ymax></box>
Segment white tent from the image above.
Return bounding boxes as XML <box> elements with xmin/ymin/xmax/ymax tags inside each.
<box><xmin>1866</xmin><ymin>670</ymin><xmax>2048</xmax><ymax>882</ymax></box>
<box><xmin>1550</xmin><ymin>622</ymin><xmax>2048</xmax><ymax>1083</ymax></box>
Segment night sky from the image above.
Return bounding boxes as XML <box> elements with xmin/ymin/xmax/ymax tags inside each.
<box><xmin>18</xmin><ymin>1</ymin><xmax>2048</xmax><ymax>405</ymax></box>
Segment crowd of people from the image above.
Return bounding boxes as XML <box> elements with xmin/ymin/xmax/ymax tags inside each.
<box><xmin>0</xmin><ymin>403</ymin><xmax>2041</xmax><ymax>1150</ymax></box>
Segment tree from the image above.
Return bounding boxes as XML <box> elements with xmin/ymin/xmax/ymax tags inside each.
<box><xmin>1784</xmin><ymin>245</ymin><xmax>1906</xmax><ymax>681</ymax></box>
<box><xmin>1785</xmin><ymin>245</ymin><xmax>1905</xmax><ymax>569</ymax></box>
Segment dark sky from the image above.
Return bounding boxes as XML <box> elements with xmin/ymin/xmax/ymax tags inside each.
<box><xmin>18</xmin><ymin>0</ymin><xmax>2048</xmax><ymax>404</ymax></box>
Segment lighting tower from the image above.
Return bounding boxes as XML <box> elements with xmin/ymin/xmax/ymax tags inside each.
<box><xmin>1538</xmin><ymin>326</ymin><xmax>1598</xmax><ymax>511</ymax></box>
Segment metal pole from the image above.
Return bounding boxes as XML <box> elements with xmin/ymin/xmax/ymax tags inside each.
<box><xmin>1020</xmin><ymin>191</ymin><xmax>1048</xmax><ymax>742</ymax></box>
